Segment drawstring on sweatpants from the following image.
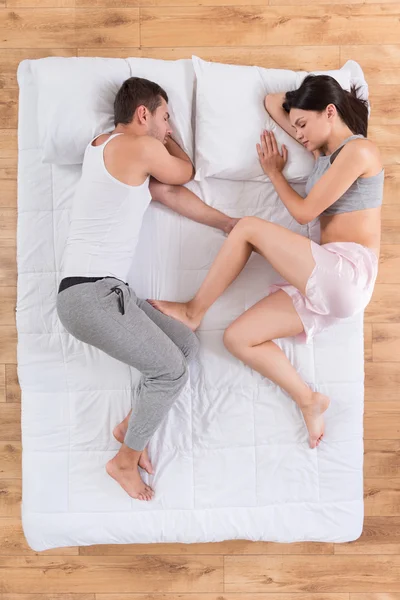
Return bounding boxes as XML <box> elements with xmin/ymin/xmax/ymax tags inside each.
<box><xmin>111</xmin><ymin>285</ymin><xmax>125</xmax><ymax>315</ymax></box>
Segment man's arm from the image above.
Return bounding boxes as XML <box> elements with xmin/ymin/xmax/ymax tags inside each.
<box><xmin>149</xmin><ymin>178</ymin><xmax>239</xmax><ymax>235</ymax></box>
<box><xmin>164</xmin><ymin>136</ymin><xmax>193</xmax><ymax>167</ymax></box>
<box><xmin>142</xmin><ymin>136</ymin><xmax>194</xmax><ymax>185</ymax></box>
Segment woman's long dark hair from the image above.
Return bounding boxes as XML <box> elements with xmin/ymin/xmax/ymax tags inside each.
<box><xmin>282</xmin><ymin>75</ymin><xmax>369</xmax><ymax>137</ymax></box>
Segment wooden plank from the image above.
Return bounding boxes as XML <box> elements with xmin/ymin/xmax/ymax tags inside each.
<box><xmin>364</xmin><ymin>479</ymin><xmax>400</xmax><ymax>516</ymax></box>
<box><xmin>3</xmin><ymin>596</ymin><xmax>95</xmax><ymax>600</ymax></box>
<box><xmin>0</xmin><ymin>518</ymin><xmax>79</xmax><ymax>555</ymax></box>
<box><xmin>364</xmin><ymin>402</ymin><xmax>400</xmax><ymax>439</ymax></box>
<box><xmin>0</xmin><ymin>89</ymin><xmax>18</xmax><ymax>129</ymax></box>
<box><xmin>224</xmin><ymin>555</ymin><xmax>400</xmax><ymax>593</ymax></box>
<box><xmin>0</xmin><ymin>246</ymin><xmax>16</xmax><ymax>286</ymax></box>
<box><xmin>0</xmin><ymin>8</ymin><xmax>75</xmax><ymax>48</ymax></box>
<box><xmin>351</xmin><ymin>595</ymin><xmax>400</xmax><ymax>600</ymax></box>
<box><xmin>0</xmin><ymin>48</ymin><xmax>77</xmax><ymax>89</ymax></box>
<box><xmin>0</xmin><ymin>166</ymin><xmax>17</xmax><ymax>208</ymax></box>
<box><xmin>0</xmin><ymin>209</ymin><xmax>17</xmax><ymax>243</ymax></box>
<box><xmin>365</xmin><ymin>385</ymin><xmax>400</xmax><ymax>402</ymax></box>
<box><xmin>140</xmin><ymin>6</ymin><xmax>400</xmax><ymax>49</ymax></box>
<box><xmin>0</xmin><ymin>364</ymin><xmax>5</xmax><ymax>403</ymax></box>
<box><xmin>341</xmin><ymin>45</ymin><xmax>400</xmax><ymax>85</ymax></box>
<box><xmin>0</xmin><ymin>479</ymin><xmax>21</xmax><ymax>517</ymax></box>
<box><xmin>0</xmin><ymin>212</ymin><xmax>17</xmax><ymax>245</ymax></box>
<box><xmin>365</xmin><ymin>284</ymin><xmax>400</xmax><ymax>323</ymax></box>
<box><xmin>369</xmin><ymin>124</ymin><xmax>400</xmax><ymax>147</ymax></box>
<box><xmin>0</xmin><ymin>9</ymin><xmax>140</xmax><ymax>49</ymax></box>
<box><xmin>377</xmin><ymin>245</ymin><xmax>400</xmax><ymax>284</ymax></box>
<box><xmin>274</xmin><ymin>0</ymin><xmax>400</xmax><ymax>3</ymax></box>
<box><xmin>0</xmin><ymin>287</ymin><xmax>16</xmax><ymax>326</ymax></box>
<box><xmin>369</xmin><ymin>85</ymin><xmax>400</xmax><ymax>125</ymax></box>
<box><xmin>78</xmin><ymin>45</ymin><xmax>341</xmax><ymax>70</ymax></box>
<box><xmin>0</xmin><ymin>403</ymin><xmax>20</xmax><ymax>441</ymax></box>
<box><xmin>364</xmin><ymin>440</ymin><xmax>400</xmax><ymax>477</ymax></box>
<box><xmin>383</xmin><ymin>165</ymin><xmax>400</xmax><ymax>204</ymax></box>
<box><xmin>6</xmin><ymin>364</ymin><xmax>20</xmax><ymax>403</ymax></box>
<box><xmin>74</xmin><ymin>9</ymin><xmax>140</xmax><ymax>48</ymax></box>
<box><xmin>372</xmin><ymin>324</ymin><xmax>400</xmax><ymax>361</ymax></box>
<box><xmin>80</xmin><ymin>540</ymin><xmax>333</xmax><ymax>556</ymax></box>
<box><xmin>0</xmin><ymin>326</ymin><xmax>17</xmax><ymax>363</ymax></box>
<box><xmin>0</xmin><ymin>555</ymin><xmax>223</xmax><ymax>594</ymax></box>
<box><xmin>335</xmin><ymin>516</ymin><xmax>400</xmax><ymax>555</ymax></box>
<box><xmin>7</xmin><ymin>0</ymin><xmax>75</xmax><ymax>6</ymax></box>
<box><xmin>364</xmin><ymin>323</ymin><xmax>372</xmax><ymax>362</ymax></box>
<box><xmin>0</xmin><ymin>441</ymin><xmax>21</xmax><ymax>478</ymax></box>
<box><xmin>0</xmin><ymin>130</ymin><xmax>17</xmax><ymax>160</ymax></box>
<box><xmin>96</xmin><ymin>595</ymin><xmax>350</xmax><ymax>600</ymax></box>
<box><xmin>382</xmin><ymin>207</ymin><xmax>400</xmax><ymax>244</ymax></box>
<box><xmin>77</xmin><ymin>0</ymin><xmax>269</xmax><ymax>6</ymax></box>
<box><xmin>365</xmin><ymin>362</ymin><xmax>400</xmax><ymax>390</ymax></box>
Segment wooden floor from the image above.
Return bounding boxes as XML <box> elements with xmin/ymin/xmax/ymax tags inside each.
<box><xmin>1</xmin><ymin>0</ymin><xmax>400</xmax><ymax>598</ymax></box>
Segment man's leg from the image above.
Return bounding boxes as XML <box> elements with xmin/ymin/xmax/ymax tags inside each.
<box><xmin>57</xmin><ymin>279</ymin><xmax>191</xmax><ymax>500</ymax></box>
<box><xmin>112</xmin><ymin>294</ymin><xmax>200</xmax><ymax>462</ymax></box>
<box><xmin>137</xmin><ymin>296</ymin><xmax>199</xmax><ymax>363</ymax></box>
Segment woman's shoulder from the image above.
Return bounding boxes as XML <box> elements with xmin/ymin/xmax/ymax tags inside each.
<box><xmin>342</xmin><ymin>137</ymin><xmax>383</xmax><ymax>175</ymax></box>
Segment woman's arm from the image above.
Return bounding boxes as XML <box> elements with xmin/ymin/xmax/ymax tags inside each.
<box><xmin>258</xmin><ymin>131</ymin><xmax>379</xmax><ymax>225</ymax></box>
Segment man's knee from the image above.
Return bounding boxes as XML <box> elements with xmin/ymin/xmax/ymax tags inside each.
<box><xmin>163</xmin><ymin>348</ymin><xmax>189</xmax><ymax>388</ymax></box>
<box><xmin>182</xmin><ymin>332</ymin><xmax>200</xmax><ymax>364</ymax></box>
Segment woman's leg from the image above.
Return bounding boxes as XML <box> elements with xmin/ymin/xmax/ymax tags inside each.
<box><xmin>223</xmin><ymin>290</ymin><xmax>330</xmax><ymax>448</ymax></box>
<box><xmin>149</xmin><ymin>216</ymin><xmax>316</xmax><ymax>330</ymax></box>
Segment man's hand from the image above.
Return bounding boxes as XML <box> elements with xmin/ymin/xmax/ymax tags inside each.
<box><xmin>222</xmin><ymin>217</ymin><xmax>240</xmax><ymax>235</ymax></box>
<box><xmin>256</xmin><ymin>130</ymin><xmax>288</xmax><ymax>177</ymax></box>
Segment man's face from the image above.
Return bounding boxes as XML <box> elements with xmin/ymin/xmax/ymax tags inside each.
<box><xmin>148</xmin><ymin>98</ymin><xmax>172</xmax><ymax>144</ymax></box>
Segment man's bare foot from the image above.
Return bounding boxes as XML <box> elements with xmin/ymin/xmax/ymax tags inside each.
<box><xmin>113</xmin><ymin>411</ymin><xmax>153</xmax><ymax>475</ymax></box>
<box><xmin>106</xmin><ymin>444</ymin><xmax>155</xmax><ymax>501</ymax></box>
<box><xmin>146</xmin><ymin>299</ymin><xmax>202</xmax><ymax>332</ymax></box>
<box><xmin>299</xmin><ymin>392</ymin><xmax>330</xmax><ymax>449</ymax></box>
<box><xmin>222</xmin><ymin>217</ymin><xmax>240</xmax><ymax>235</ymax></box>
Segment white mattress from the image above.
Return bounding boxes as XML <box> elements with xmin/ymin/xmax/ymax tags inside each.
<box><xmin>17</xmin><ymin>60</ymin><xmax>365</xmax><ymax>552</ymax></box>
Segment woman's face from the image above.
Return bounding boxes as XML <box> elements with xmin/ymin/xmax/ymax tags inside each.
<box><xmin>289</xmin><ymin>106</ymin><xmax>334</xmax><ymax>152</ymax></box>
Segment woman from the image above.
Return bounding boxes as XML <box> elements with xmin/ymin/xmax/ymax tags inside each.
<box><xmin>148</xmin><ymin>75</ymin><xmax>384</xmax><ymax>449</ymax></box>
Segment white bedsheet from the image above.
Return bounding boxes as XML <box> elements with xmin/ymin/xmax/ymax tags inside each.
<box><xmin>17</xmin><ymin>59</ymin><xmax>365</xmax><ymax>551</ymax></box>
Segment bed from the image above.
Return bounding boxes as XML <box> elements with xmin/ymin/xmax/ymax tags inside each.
<box><xmin>17</xmin><ymin>55</ymin><xmax>367</xmax><ymax>551</ymax></box>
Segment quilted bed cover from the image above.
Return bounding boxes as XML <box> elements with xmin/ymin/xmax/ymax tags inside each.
<box><xmin>17</xmin><ymin>59</ymin><xmax>364</xmax><ymax>551</ymax></box>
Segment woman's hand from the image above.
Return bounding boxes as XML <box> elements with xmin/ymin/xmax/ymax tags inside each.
<box><xmin>257</xmin><ymin>130</ymin><xmax>288</xmax><ymax>177</ymax></box>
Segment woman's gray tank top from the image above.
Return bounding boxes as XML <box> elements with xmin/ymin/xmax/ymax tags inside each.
<box><xmin>305</xmin><ymin>134</ymin><xmax>384</xmax><ymax>216</ymax></box>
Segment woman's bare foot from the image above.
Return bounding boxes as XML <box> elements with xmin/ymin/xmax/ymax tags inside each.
<box><xmin>106</xmin><ymin>444</ymin><xmax>155</xmax><ymax>501</ymax></box>
<box><xmin>299</xmin><ymin>392</ymin><xmax>330</xmax><ymax>449</ymax></box>
<box><xmin>113</xmin><ymin>411</ymin><xmax>153</xmax><ymax>475</ymax></box>
<box><xmin>146</xmin><ymin>299</ymin><xmax>202</xmax><ymax>332</ymax></box>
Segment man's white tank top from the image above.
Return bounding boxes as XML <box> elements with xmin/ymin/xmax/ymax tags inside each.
<box><xmin>62</xmin><ymin>133</ymin><xmax>152</xmax><ymax>282</ymax></box>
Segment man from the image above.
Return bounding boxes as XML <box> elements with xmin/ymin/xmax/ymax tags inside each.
<box><xmin>56</xmin><ymin>77</ymin><xmax>238</xmax><ymax>501</ymax></box>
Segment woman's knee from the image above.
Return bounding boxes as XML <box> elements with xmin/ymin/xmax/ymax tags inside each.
<box><xmin>223</xmin><ymin>325</ymin><xmax>246</xmax><ymax>356</ymax></box>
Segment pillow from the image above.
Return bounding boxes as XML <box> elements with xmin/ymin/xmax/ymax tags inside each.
<box><xmin>192</xmin><ymin>55</ymin><xmax>368</xmax><ymax>183</ymax></box>
<box><xmin>30</xmin><ymin>56</ymin><xmax>195</xmax><ymax>165</ymax></box>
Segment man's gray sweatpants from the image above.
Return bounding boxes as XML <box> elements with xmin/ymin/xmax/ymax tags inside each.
<box><xmin>56</xmin><ymin>277</ymin><xmax>199</xmax><ymax>451</ymax></box>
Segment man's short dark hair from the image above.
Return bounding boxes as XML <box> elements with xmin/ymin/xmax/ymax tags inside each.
<box><xmin>114</xmin><ymin>77</ymin><xmax>169</xmax><ymax>127</ymax></box>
